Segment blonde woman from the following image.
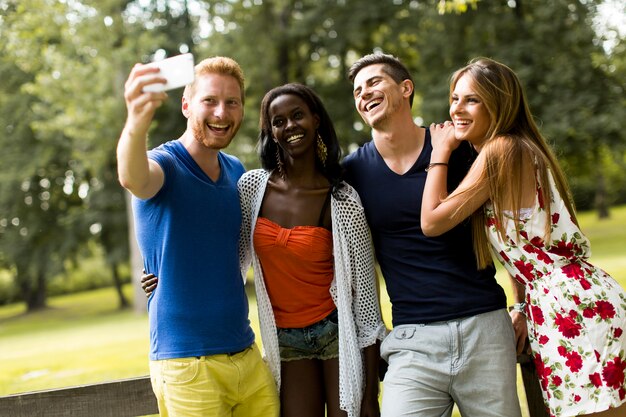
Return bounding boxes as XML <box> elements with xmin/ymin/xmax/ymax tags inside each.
<box><xmin>421</xmin><ymin>57</ymin><xmax>626</xmax><ymax>417</ymax></box>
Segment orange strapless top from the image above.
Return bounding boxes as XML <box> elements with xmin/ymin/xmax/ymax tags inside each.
<box><xmin>253</xmin><ymin>217</ymin><xmax>336</xmax><ymax>328</ymax></box>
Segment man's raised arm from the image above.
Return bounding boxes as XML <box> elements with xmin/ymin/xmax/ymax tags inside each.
<box><xmin>117</xmin><ymin>63</ymin><xmax>168</xmax><ymax>199</ymax></box>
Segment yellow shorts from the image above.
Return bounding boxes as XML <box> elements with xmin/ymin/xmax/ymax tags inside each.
<box><xmin>150</xmin><ymin>344</ymin><xmax>279</xmax><ymax>416</ymax></box>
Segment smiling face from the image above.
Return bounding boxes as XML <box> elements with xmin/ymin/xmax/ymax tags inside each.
<box><xmin>352</xmin><ymin>63</ymin><xmax>410</xmax><ymax>129</ymax></box>
<box><xmin>449</xmin><ymin>73</ymin><xmax>491</xmax><ymax>149</ymax></box>
<box><xmin>269</xmin><ymin>93</ymin><xmax>320</xmax><ymax>163</ymax></box>
<box><xmin>182</xmin><ymin>73</ymin><xmax>243</xmax><ymax>150</ymax></box>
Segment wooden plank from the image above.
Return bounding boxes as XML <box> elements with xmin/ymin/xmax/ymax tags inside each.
<box><xmin>0</xmin><ymin>355</ymin><xmax>550</xmax><ymax>417</ymax></box>
<box><xmin>0</xmin><ymin>376</ymin><xmax>157</xmax><ymax>417</ymax></box>
<box><xmin>518</xmin><ymin>353</ymin><xmax>550</xmax><ymax>417</ymax></box>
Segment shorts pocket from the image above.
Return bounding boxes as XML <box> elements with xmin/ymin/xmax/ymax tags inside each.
<box><xmin>161</xmin><ymin>357</ymin><xmax>200</xmax><ymax>385</ymax></box>
<box><xmin>393</xmin><ymin>326</ymin><xmax>416</xmax><ymax>340</ymax></box>
<box><xmin>319</xmin><ymin>317</ymin><xmax>339</xmax><ymax>343</ymax></box>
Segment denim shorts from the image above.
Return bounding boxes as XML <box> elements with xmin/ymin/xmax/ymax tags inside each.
<box><xmin>277</xmin><ymin>309</ymin><xmax>339</xmax><ymax>362</ymax></box>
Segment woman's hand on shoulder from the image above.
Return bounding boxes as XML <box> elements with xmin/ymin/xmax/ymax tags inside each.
<box><xmin>430</xmin><ymin>121</ymin><xmax>459</xmax><ymax>156</ymax></box>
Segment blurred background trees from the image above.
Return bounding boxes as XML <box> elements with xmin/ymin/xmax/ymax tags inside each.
<box><xmin>0</xmin><ymin>0</ymin><xmax>624</xmax><ymax>311</ymax></box>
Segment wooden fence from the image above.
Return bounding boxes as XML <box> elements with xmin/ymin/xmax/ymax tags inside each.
<box><xmin>0</xmin><ymin>353</ymin><xmax>548</xmax><ymax>417</ymax></box>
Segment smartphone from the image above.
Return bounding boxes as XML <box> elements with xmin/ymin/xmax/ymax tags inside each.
<box><xmin>143</xmin><ymin>53</ymin><xmax>195</xmax><ymax>93</ymax></box>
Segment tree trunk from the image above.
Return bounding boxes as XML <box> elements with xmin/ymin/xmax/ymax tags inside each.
<box><xmin>111</xmin><ymin>262</ymin><xmax>130</xmax><ymax>309</ymax></box>
<box><xmin>594</xmin><ymin>170</ymin><xmax>610</xmax><ymax>219</ymax></box>
<box><xmin>23</xmin><ymin>269</ymin><xmax>47</xmax><ymax>312</ymax></box>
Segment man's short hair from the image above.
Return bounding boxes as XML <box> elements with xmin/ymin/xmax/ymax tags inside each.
<box><xmin>184</xmin><ymin>56</ymin><xmax>245</xmax><ymax>104</ymax></box>
<box><xmin>348</xmin><ymin>53</ymin><xmax>414</xmax><ymax>107</ymax></box>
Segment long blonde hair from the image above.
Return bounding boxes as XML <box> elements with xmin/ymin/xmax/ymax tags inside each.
<box><xmin>449</xmin><ymin>58</ymin><xmax>578</xmax><ymax>269</ymax></box>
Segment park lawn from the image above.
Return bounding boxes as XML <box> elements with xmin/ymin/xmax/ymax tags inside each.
<box><xmin>0</xmin><ymin>205</ymin><xmax>624</xmax><ymax>413</ymax></box>
<box><xmin>0</xmin><ymin>283</ymin><xmax>262</xmax><ymax>397</ymax></box>
<box><xmin>0</xmin><ymin>287</ymin><xmax>150</xmax><ymax>395</ymax></box>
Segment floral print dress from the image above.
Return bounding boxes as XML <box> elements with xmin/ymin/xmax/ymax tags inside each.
<box><xmin>486</xmin><ymin>171</ymin><xmax>626</xmax><ymax>417</ymax></box>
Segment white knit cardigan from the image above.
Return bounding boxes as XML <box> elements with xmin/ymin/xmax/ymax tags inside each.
<box><xmin>238</xmin><ymin>169</ymin><xmax>387</xmax><ymax>417</ymax></box>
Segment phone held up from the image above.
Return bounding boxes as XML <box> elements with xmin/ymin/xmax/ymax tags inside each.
<box><xmin>143</xmin><ymin>53</ymin><xmax>195</xmax><ymax>93</ymax></box>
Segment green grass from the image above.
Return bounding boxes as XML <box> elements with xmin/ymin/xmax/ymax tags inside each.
<box><xmin>0</xmin><ymin>283</ymin><xmax>262</xmax><ymax>397</ymax></box>
<box><xmin>0</xmin><ymin>205</ymin><xmax>624</xmax><ymax>415</ymax></box>
<box><xmin>0</xmin><ymin>287</ymin><xmax>149</xmax><ymax>395</ymax></box>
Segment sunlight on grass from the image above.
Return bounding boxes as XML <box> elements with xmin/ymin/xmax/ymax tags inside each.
<box><xmin>0</xmin><ymin>205</ymin><xmax>624</xmax><ymax>417</ymax></box>
<box><xmin>0</xmin><ymin>287</ymin><xmax>149</xmax><ymax>395</ymax></box>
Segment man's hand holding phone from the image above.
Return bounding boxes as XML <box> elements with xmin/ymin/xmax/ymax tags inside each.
<box><xmin>143</xmin><ymin>53</ymin><xmax>195</xmax><ymax>93</ymax></box>
<box><xmin>122</xmin><ymin>53</ymin><xmax>195</xmax><ymax>139</ymax></box>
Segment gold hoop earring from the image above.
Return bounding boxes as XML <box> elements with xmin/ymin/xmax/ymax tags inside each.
<box><xmin>316</xmin><ymin>132</ymin><xmax>327</xmax><ymax>167</ymax></box>
<box><xmin>275</xmin><ymin>145</ymin><xmax>285</xmax><ymax>180</ymax></box>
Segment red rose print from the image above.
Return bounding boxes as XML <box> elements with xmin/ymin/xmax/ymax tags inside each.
<box><xmin>615</xmin><ymin>328</ymin><xmax>623</xmax><ymax>338</ymax></box>
<box><xmin>499</xmin><ymin>251</ymin><xmax>510</xmax><ymax>263</ymax></box>
<box><xmin>520</xmin><ymin>230</ymin><xmax>529</xmax><ymax>240</ymax></box>
<box><xmin>596</xmin><ymin>300</ymin><xmax>616</xmax><ymax>320</ymax></box>
<box><xmin>595</xmin><ymin>350</ymin><xmax>601</xmax><ymax>362</ymax></box>
<box><xmin>523</xmin><ymin>244</ymin><xmax>537</xmax><ymax>254</ymax></box>
<box><xmin>572</xmin><ymin>295</ymin><xmax>581</xmax><ymax>305</ymax></box>
<box><xmin>539</xmin><ymin>335</ymin><xmax>549</xmax><ymax>345</ymax></box>
<box><xmin>551</xmin><ymin>375</ymin><xmax>562</xmax><ymax>387</ymax></box>
<box><xmin>558</xmin><ymin>345</ymin><xmax>568</xmax><ymax>357</ymax></box>
<box><xmin>551</xmin><ymin>212</ymin><xmax>560</xmax><ymax>224</ymax></box>
<box><xmin>536</xmin><ymin>249</ymin><xmax>554</xmax><ymax>264</ymax></box>
<box><xmin>514</xmin><ymin>260</ymin><xmax>536</xmax><ymax>281</ymax></box>
<box><xmin>533</xmin><ymin>353</ymin><xmax>552</xmax><ymax>390</ymax></box>
<box><xmin>589</xmin><ymin>373</ymin><xmax>602</xmax><ymax>387</ymax></box>
<box><xmin>574</xmin><ymin>394</ymin><xmax>581</xmax><ymax>402</ymax></box>
<box><xmin>548</xmin><ymin>240</ymin><xmax>575</xmax><ymax>258</ymax></box>
<box><xmin>537</xmin><ymin>188</ymin><xmax>545</xmax><ymax>209</ymax></box>
<box><xmin>579</xmin><ymin>278</ymin><xmax>591</xmax><ymax>290</ymax></box>
<box><xmin>602</xmin><ymin>357</ymin><xmax>626</xmax><ymax>389</ymax></box>
<box><xmin>566</xmin><ymin>352</ymin><xmax>583</xmax><ymax>373</ymax></box>
<box><xmin>554</xmin><ymin>312</ymin><xmax>581</xmax><ymax>339</ymax></box>
<box><xmin>562</xmin><ymin>262</ymin><xmax>584</xmax><ymax>279</ymax></box>
<box><xmin>568</xmin><ymin>309</ymin><xmax>579</xmax><ymax>320</ymax></box>
<box><xmin>583</xmin><ymin>307</ymin><xmax>596</xmax><ymax>318</ymax></box>
<box><xmin>531</xmin><ymin>305</ymin><xmax>545</xmax><ymax>325</ymax></box>
<box><xmin>530</xmin><ymin>236</ymin><xmax>545</xmax><ymax>247</ymax></box>
<box><xmin>486</xmin><ymin>216</ymin><xmax>497</xmax><ymax>227</ymax></box>
<box><xmin>620</xmin><ymin>388</ymin><xmax>626</xmax><ymax>401</ymax></box>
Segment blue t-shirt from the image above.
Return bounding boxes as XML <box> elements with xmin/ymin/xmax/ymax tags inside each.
<box><xmin>343</xmin><ymin>129</ymin><xmax>506</xmax><ymax>326</ymax></box>
<box><xmin>133</xmin><ymin>140</ymin><xmax>254</xmax><ymax>360</ymax></box>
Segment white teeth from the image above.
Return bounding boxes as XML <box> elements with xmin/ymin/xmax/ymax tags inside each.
<box><xmin>208</xmin><ymin>123</ymin><xmax>228</xmax><ymax>129</ymax></box>
<box><xmin>366</xmin><ymin>99</ymin><xmax>382</xmax><ymax>111</ymax></box>
<box><xmin>455</xmin><ymin>120</ymin><xmax>470</xmax><ymax>126</ymax></box>
<box><xmin>286</xmin><ymin>134</ymin><xmax>304</xmax><ymax>143</ymax></box>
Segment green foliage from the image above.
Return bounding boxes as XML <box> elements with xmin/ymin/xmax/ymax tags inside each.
<box><xmin>48</xmin><ymin>247</ymin><xmax>131</xmax><ymax>296</ymax></box>
<box><xmin>0</xmin><ymin>270</ymin><xmax>19</xmax><ymax>305</ymax></box>
<box><xmin>0</xmin><ymin>0</ymin><xmax>623</xmax><ymax>310</ymax></box>
<box><xmin>0</xmin><ymin>0</ymin><xmax>168</xmax><ymax>310</ymax></box>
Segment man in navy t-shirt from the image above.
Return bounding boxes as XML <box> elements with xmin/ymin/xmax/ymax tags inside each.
<box><xmin>344</xmin><ymin>53</ymin><xmax>526</xmax><ymax>416</ymax></box>
<box><xmin>117</xmin><ymin>56</ymin><xmax>278</xmax><ymax>416</ymax></box>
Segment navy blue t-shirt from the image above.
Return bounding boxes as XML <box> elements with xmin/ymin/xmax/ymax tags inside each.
<box><xmin>343</xmin><ymin>129</ymin><xmax>506</xmax><ymax>326</ymax></box>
